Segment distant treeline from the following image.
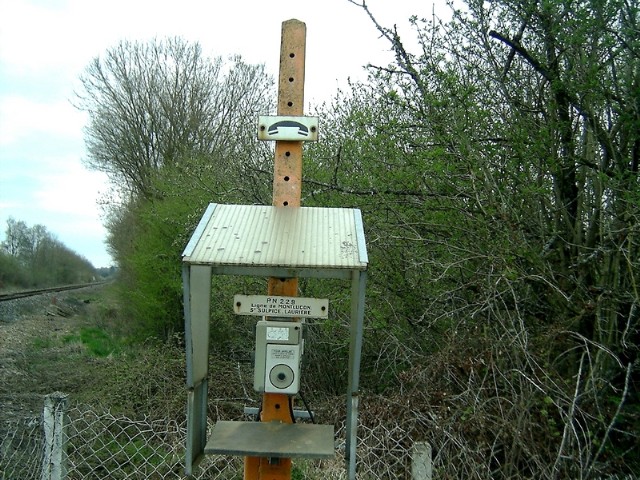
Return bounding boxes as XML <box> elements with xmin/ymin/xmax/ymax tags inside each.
<box><xmin>0</xmin><ymin>217</ymin><xmax>109</xmax><ymax>290</ymax></box>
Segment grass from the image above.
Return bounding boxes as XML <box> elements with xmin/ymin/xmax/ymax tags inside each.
<box><xmin>10</xmin><ymin>287</ymin><xmax>128</xmax><ymax>408</ymax></box>
<box><xmin>63</xmin><ymin>326</ymin><xmax>121</xmax><ymax>357</ymax></box>
<box><xmin>31</xmin><ymin>337</ymin><xmax>55</xmax><ymax>350</ymax></box>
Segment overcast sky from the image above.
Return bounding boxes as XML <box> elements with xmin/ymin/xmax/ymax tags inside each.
<box><xmin>0</xmin><ymin>0</ymin><xmax>439</xmax><ymax>268</ymax></box>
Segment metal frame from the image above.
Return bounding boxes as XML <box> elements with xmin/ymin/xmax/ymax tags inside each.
<box><xmin>182</xmin><ymin>203</ymin><xmax>367</xmax><ymax>478</ymax></box>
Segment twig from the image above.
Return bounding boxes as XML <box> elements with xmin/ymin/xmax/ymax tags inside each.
<box><xmin>552</xmin><ymin>351</ymin><xmax>585</xmax><ymax>477</ymax></box>
<box><xmin>585</xmin><ymin>361</ymin><xmax>634</xmax><ymax>479</ymax></box>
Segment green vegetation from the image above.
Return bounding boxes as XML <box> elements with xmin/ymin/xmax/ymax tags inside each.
<box><xmin>91</xmin><ymin>437</ymin><xmax>172</xmax><ymax>470</ymax></box>
<box><xmin>31</xmin><ymin>337</ymin><xmax>55</xmax><ymax>350</ymax></box>
<box><xmin>75</xmin><ymin>38</ymin><xmax>274</xmax><ymax>339</ymax></box>
<box><xmin>63</xmin><ymin>327</ymin><xmax>121</xmax><ymax>357</ymax></box>
<box><xmin>72</xmin><ymin>2</ymin><xmax>639</xmax><ymax>477</ymax></box>
<box><xmin>0</xmin><ymin>218</ymin><xmax>101</xmax><ymax>290</ymax></box>
<box><xmin>14</xmin><ymin>286</ymin><xmax>185</xmax><ymax>419</ymax></box>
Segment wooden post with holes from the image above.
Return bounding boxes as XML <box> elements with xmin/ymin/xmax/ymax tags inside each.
<box><xmin>244</xmin><ymin>19</ymin><xmax>307</xmax><ymax>480</ymax></box>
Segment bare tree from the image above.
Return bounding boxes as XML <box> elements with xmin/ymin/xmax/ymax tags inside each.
<box><xmin>75</xmin><ymin>37</ymin><xmax>274</xmax><ymax>198</ymax></box>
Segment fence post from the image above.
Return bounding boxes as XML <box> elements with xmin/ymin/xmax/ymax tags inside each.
<box><xmin>411</xmin><ymin>441</ymin><xmax>432</xmax><ymax>480</ymax></box>
<box><xmin>41</xmin><ymin>392</ymin><xmax>68</xmax><ymax>480</ymax></box>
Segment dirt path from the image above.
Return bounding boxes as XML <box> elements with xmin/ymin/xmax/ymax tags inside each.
<box><xmin>0</xmin><ymin>288</ymin><xmax>99</xmax><ymax>421</ymax></box>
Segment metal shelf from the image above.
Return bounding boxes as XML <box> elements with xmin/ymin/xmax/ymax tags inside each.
<box><xmin>205</xmin><ymin>421</ymin><xmax>334</xmax><ymax>459</ymax></box>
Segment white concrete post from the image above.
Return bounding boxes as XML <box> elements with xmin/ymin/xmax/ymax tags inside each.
<box><xmin>412</xmin><ymin>441</ymin><xmax>432</xmax><ymax>480</ymax></box>
<box><xmin>41</xmin><ymin>392</ymin><xmax>68</xmax><ymax>480</ymax></box>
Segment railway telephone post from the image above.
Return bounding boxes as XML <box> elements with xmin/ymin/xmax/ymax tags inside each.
<box><xmin>246</xmin><ymin>19</ymin><xmax>306</xmax><ymax>480</ymax></box>
<box><xmin>182</xmin><ymin>19</ymin><xmax>368</xmax><ymax>480</ymax></box>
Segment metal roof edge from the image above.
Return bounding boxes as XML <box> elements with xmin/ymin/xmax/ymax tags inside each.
<box><xmin>353</xmin><ymin>209</ymin><xmax>369</xmax><ymax>266</ymax></box>
<box><xmin>182</xmin><ymin>203</ymin><xmax>218</xmax><ymax>259</ymax></box>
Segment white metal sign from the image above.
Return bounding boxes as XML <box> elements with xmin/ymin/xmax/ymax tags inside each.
<box><xmin>257</xmin><ymin>115</ymin><xmax>319</xmax><ymax>141</ymax></box>
<box><xmin>234</xmin><ymin>294</ymin><xmax>328</xmax><ymax>318</ymax></box>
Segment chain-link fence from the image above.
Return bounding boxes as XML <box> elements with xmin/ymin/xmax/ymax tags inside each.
<box><xmin>1</xmin><ymin>415</ymin><xmax>43</xmax><ymax>480</ymax></box>
<box><xmin>5</xmin><ymin>393</ymin><xmax>639</xmax><ymax>480</ymax></box>
<box><xmin>1</xmin><ymin>393</ymin><xmax>426</xmax><ymax>480</ymax></box>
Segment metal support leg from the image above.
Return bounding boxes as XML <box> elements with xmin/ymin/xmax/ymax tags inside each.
<box><xmin>183</xmin><ymin>265</ymin><xmax>212</xmax><ymax>475</ymax></box>
<box><xmin>186</xmin><ymin>379</ymin><xmax>208</xmax><ymax>475</ymax></box>
<box><xmin>346</xmin><ymin>270</ymin><xmax>367</xmax><ymax>479</ymax></box>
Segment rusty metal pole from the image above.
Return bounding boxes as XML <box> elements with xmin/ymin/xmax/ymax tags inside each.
<box><xmin>244</xmin><ymin>19</ymin><xmax>306</xmax><ymax>480</ymax></box>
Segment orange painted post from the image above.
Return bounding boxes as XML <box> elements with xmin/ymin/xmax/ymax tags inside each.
<box><xmin>272</xmin><ymin>19</ymin><xmax>306</xmax><ymax>208</ymax></box>
<box><xmin>244</xmin><ymin>19</ymin><xmax>307</xmax><ymax>480</ymax></box>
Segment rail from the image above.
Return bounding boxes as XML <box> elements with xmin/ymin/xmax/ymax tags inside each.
<box><xmin>0</xmin><ymin>282</ymin><xmax>107</xmax><ymax>302</ymax></box>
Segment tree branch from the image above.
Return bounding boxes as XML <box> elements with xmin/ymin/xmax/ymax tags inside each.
<box><xmin>348</xmin><ymin>0</ymin><xmax>427</xmax><ymax>97</ymax></box>
<box><xmin>489</xmin><ymin>30</ymin><xmax>553</xmax><ymax>83</ymax></box>
<box><xmin>488</xmin><ymin>30</ymin><xmax>618</xmax><ymax>167</ymax></box>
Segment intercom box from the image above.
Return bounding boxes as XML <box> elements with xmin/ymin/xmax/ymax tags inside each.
<box><xmin>254</xmin><ymin>320</ymin><xmax>303</xmax><ymax>394</ymax></box>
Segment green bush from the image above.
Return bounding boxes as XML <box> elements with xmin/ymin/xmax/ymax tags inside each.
<box><xmin>0</xmin><ymin>250</ymin><xmax>29</xmax><ymax>289</ymax></box>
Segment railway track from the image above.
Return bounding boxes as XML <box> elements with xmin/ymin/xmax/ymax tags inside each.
<box><xmin>0</xmin><ymin>282</ymin><xmax>106</xmax><ymax>302</ymax></box>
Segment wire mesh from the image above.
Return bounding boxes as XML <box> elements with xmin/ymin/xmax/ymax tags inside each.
<box><xmin>0</xmin><ymin>416</ymin><xmax>44</xmax><ymax>480</ymax></box>
<box><xmin>6</xmin><ymin>395</ymin><xmax>639</xmax><ymax>480</ymax></box>
<box><xmin>1</xmin><ymin>398</ymin><xmax>421</xmax><ymax>480</ymax></box>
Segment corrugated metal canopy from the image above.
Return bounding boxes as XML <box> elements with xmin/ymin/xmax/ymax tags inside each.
<box><xmin>182</xmin><ymin>204</ymin><xmax>368</xmax><ymax>273</ymax></box>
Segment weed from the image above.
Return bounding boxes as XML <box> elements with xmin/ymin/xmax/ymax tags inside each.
<box><xmin>31</xmin><ymin>337</ymin><xmax>55</xmax><ymax>350</ymax></box>
<box><xmin>78</xmin><ymin>327</ymin><xmax>121</xmax><ymax>357</ymax></box>
<box><xmin>61</xmin><ymin>327</ymin><xmax>122</xmax><ymax>357</ymax></box>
